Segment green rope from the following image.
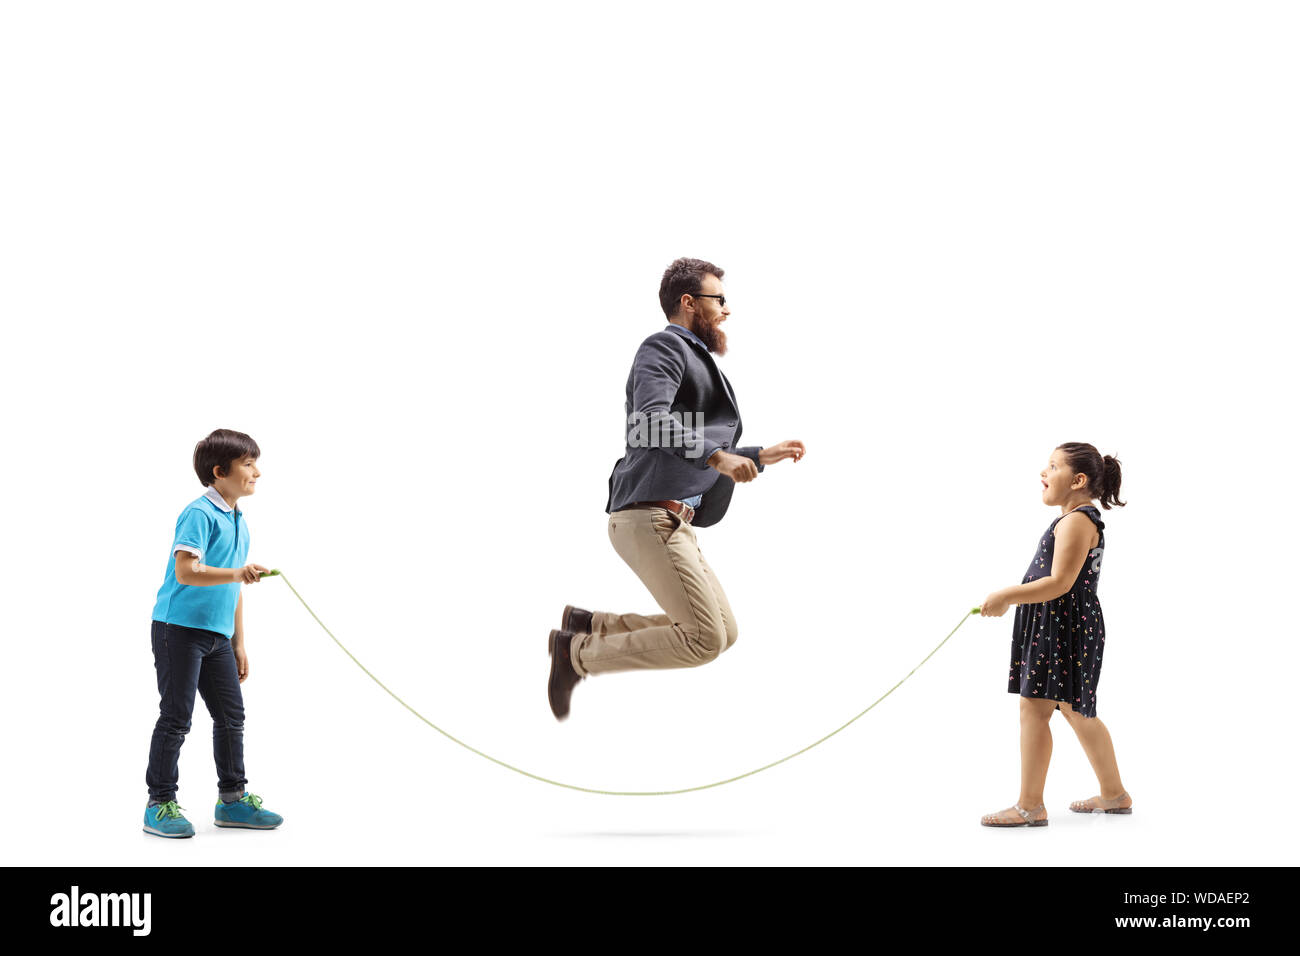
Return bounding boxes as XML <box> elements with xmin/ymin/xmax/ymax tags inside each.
<box><xmin>267</xmin><ymin>568</ymin><xmax>979</xmax><ymax>796</ymax></box>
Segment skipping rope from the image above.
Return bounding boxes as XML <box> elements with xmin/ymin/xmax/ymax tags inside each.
<box><xmin>261</xmin><ymin>569</ymin><xmax>979</xmax><ymax>797</ymax></box>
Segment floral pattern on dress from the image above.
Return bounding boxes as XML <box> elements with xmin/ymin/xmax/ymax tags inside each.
<box><xmin>1007</xmin><ymin>506</ymin><xmax>1107</xmax><ymax>718</ymax></box>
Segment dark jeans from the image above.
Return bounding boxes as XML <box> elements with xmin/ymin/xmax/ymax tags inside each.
<box><xmin>146</xmin><ymin>620</ymin><xmax>247</xmax><ymax>803</ymax></box>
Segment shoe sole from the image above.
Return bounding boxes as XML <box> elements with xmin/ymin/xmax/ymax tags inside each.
<box><xmin>213</xmin><ymin>820</ymin><xmax>282</xmax><ymax>829</ymax></box>
<box><xmin>1069</xmin><ymin>807</ymin><xmax>1133</xmax><ymax>814</ymax></box>
<box><xmin>981</xmin><ymin>820</ymin><xmax>1048</xmax><ymax>828</ymax></box>
<box><xmin>143</xmin><ymin>825</ymin><xmax>194</xmax><ymax>839</ymax></box>
<box><xmin>547</xmin><ymin>629</ymin><xmax>571</xmax><ymax>720</ymax></box>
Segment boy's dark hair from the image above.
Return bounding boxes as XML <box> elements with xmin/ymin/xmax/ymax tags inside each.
<box><xmin>658</xmin><ymin>257</ymin><xmax>725</xmax><ymax>319</ymax></box>
<box><xmin>193</xmin><ymin>429</ymin><xmax>260</xmax><ymax>486</ymax></box>
<box><xmin>1058</xmin><ymin>442</ymin><xmax>1126</xmax><ymax>510</ymax></box>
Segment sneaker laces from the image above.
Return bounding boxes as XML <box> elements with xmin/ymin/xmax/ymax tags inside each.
<box><xmin>240</xmin><ymin>793</ymin><xmax>264</xmax><ymax>810</ymax></box>
<box><xmin>155</xmin><ymin>801</ymin><xmax>185</xmax><ymax>821</ymax></box>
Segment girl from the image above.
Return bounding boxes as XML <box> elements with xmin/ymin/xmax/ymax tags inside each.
<box><xmin>978</xmin><ymin>443</ymin><xmax>1130</xmax><ymax>827</ymax></box>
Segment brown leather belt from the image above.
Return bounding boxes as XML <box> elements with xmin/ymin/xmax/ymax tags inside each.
<box><xmin>632</xmin><ymin>499</ymin><xmax>695</xmax><ymax>525</ymax></box>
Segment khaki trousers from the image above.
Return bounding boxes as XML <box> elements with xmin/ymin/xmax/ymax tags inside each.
<box><xmin>571</xmin><ymin>506</ymin><xmax>739</xmax><ymax>676</ymax></box>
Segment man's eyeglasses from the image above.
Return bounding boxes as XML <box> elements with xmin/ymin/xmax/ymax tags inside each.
<box><xmin>691</xmin><ymin>294</ymin><xmax>726</xmax><ymax>308</ymax></box>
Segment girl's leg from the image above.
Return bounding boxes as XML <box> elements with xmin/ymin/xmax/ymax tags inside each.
<box><xmin>1018</xmin><ymin>697</ymin><xmax>1057</xmax><ymax>807</ymax></box>
<box><xmin>981</xmin><ymin>697</ymin><xmax>1057</xmax><ymax>825</ymax></box>
<box><xmin>1059</xmin><ymin>702</ymin><xmax>1131</xmax><ymax>807</ymax></box>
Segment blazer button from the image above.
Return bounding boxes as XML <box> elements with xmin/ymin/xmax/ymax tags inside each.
<box><xmin>722</xmin><ymin>442</ymin><xmax>730</xmax><ymax>448</ymax></box>
<box><xmin>728</xmin><ymin>421</ymin><xmax>737</xmax><ymax>427</ymax></box>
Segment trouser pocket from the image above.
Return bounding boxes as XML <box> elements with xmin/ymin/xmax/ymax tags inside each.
<box><xmin>647</xmin><ymin>508</ymin><xmax>681</xmax><ymax>544</ymax></box>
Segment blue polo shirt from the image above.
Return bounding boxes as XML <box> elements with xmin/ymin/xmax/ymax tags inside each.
<box><xmin>152</xmin><ymin>486</ymin><xmax>249</xmax><ymax>639</ymax></box>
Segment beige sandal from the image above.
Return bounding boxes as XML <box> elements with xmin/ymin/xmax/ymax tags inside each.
<box><xmin>1069</xmin><ymin>791</ymin><xmax>1132</xmax><ymax>814</ymax></box>
<box><xmin>980</xmin><ymin>803</ymin><xmax>1048</xmax><ymax>827</ymax></box>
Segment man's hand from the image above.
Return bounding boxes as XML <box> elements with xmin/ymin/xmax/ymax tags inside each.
<box><xmin>708</xmin><ymin>450</ymin><xmax>759</xmax><ymax>483</ymax></box>
<box><xmin>233</xmin><ymin>642</ymin><xmax>249</xmax><ymax>682</ymax></box>
<box><xmin>238</xmin><ymin>563</ymin><xmax>271</xmax><ymax>584</ymax></box>
<box><xmin>759</xmin><ymin>440</ymin><xmax>807</xmax><ymax>466</ymax></box>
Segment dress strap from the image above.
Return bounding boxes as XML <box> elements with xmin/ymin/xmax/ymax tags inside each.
<box><xmin>1051</xmin><ymin>505</ymin><xmax>1105</xmax><ymax>532</ymax></box>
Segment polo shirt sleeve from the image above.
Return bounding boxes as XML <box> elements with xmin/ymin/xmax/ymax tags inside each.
<box><xmin>171</xmin><ymin>507</ymin><xmax>214</xmax><ymax>564</ymax></box>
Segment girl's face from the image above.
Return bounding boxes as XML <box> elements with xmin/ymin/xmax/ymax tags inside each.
<box><xmin>1040</xmin><ymin>449</ymin><xmax>1085</xmax><ymax>506</ymax></box>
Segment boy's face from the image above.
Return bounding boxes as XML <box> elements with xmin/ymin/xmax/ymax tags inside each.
<box><xmin>214</xmin><ymin>455</ymin><xmax>260</xmax><ymax>498</ymax></box>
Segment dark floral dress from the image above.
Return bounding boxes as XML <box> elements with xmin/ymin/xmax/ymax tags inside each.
<box><xmin>1008</xmin><ymin>506</ymin><xmax>1107</xmax><ymax>718</ymax></box>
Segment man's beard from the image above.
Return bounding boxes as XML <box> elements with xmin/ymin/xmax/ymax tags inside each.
<box><xmin>691</xmin><ymin>314</ymin><xmax>728</xmax><ymax>355</ymax></box>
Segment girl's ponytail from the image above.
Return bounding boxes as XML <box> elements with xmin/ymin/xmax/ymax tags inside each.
<box><xmin>1099</xmin><ymin>454</ymin><xmax>1126</xmax><ymax>510</ymax></box>
<box><xmin>1057</xmin><ymin>442</ymin><xmax>1128</xmax><ymax>510</ymax></box>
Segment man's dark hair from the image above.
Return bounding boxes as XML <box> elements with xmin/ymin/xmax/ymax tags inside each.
<box><xmin>658</xmin><ymin>257</ymin><xmax>725</xmax><ymax>319</ymax></box>
<box><xmin>193</xmin><ymin>428</ymin><xmax>261</xmax><ymax>486</ymax></box>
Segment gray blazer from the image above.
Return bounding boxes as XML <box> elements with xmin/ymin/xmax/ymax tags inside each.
<box><xmin>605</xmin><ymin>324</ymin><xmax>764</xmax><ymax>528</ymax></box>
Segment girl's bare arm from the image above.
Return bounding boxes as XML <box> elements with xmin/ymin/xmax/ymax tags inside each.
<box><xmin>982</xmin><ymin>513</ymin><xmax>1094</xmax><ymax>614</ymax></box>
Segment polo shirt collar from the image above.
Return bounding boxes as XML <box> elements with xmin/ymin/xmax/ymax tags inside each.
<box><xmin>203</xmin><ymin>485</ymin><xmax>238</xmax><ymax>514</ymax></box>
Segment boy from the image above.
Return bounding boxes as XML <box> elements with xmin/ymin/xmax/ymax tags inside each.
<box><xmin>144</xmin><ymin>428</ymin><xmax>283</xmax><ymax>838</ymax></box>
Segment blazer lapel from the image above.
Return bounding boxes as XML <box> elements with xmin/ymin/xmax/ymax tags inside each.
<box><xmin>667</xmin><ymin>325</ymin><xmax>740</xmax><ymax>416</ymax></box>
<box><xmin>717</xmin><ymin>368</ymin><xmax>740</xmax><ymax>417</ymax></box>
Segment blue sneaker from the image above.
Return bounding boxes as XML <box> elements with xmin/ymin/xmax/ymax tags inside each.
<box><xmin>214</xmin><ymin>792</ymin><xmax>283</xmax><ymax>830</ymax></box>
<box><xmin>143</xmin><ymin>800</ymin><xmax>195</xmax><ymax>839</ymax></box>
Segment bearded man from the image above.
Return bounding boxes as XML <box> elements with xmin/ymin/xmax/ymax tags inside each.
<box><xmin>547</xmin><ymin>257</ymin><xmax>806</xmax><ymax>719</ymax></box>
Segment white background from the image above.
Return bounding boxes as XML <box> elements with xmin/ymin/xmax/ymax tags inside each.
<box><xmin>2</xmin><ymin>1</ymin><xmax>1296</xmax><ymax>866</ymax></box>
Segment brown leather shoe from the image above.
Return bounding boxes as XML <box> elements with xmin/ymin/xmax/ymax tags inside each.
<box><xmin>562</xmin><ymin>605</ymin><xmax>593</xmax><ymax>635</ymax></box>
<box><xmin>548</xmin><ymin>629</ymin><xmax>584</xmax><ymax>720</ymax></box>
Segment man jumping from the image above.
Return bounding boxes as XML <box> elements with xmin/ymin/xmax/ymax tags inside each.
<box><xmin>548</xmin><ymin>256</ymin><xmax>806</xmax><ymax>719</ymax></box>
